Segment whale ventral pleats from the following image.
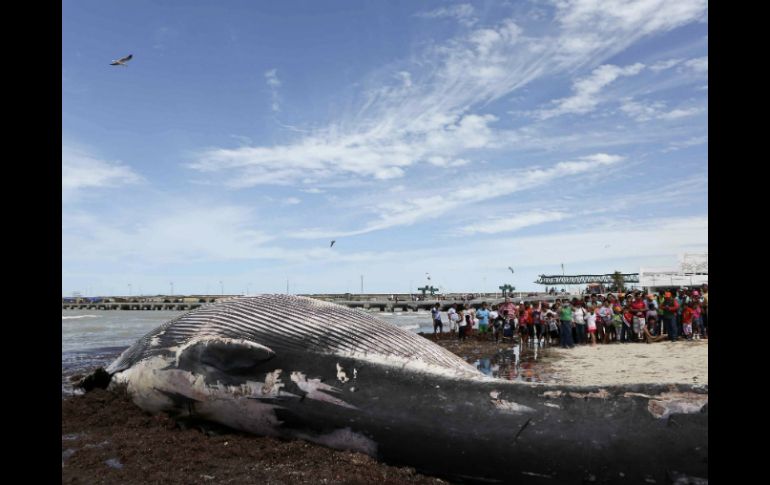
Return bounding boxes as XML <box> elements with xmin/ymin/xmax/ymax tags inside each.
<box><xmin>177</xmin><ymin>338</ymin><xmax>276</xmax><ymax>375</ymax></box>
<box><xmin>108</xmin><ymin>294</ymin><xmax>483</xmax><ymax>381</ymax></box>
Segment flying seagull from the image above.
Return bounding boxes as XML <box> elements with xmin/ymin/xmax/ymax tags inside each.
<box><xmin>330</xmin><ymin>240</ymin><xmax>335</xmax><ymax>248</ymax></box>
<box><xmin>426</xmin><ymin>272</ymin><xmax>431</xmax><ymax>281</ymax></box>
<box><xmin>508</xmin><ymin>266</ymin><xmax>514</xmax><ymax>274</ymax></box>
<box><xmin>110</xmin><ymin>54</ymin><xmax>133</xmax><ymax>66</ymax></box>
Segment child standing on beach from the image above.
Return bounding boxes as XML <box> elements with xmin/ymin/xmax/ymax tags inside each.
<box><xmin>545</xmin><ymin>306</ymin><xmax>559</xmax><ymax>345</ymax></box>
<box><xmin>585</xmin><ymin>307</ymin><xmax>598</xmax><ymax>347</ymax></box>
<box><xmin>682</xmin><ymin>302</ymin><xmax>694</xmax><ymax>340</ymax></box>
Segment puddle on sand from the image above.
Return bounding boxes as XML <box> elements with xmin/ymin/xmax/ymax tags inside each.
<box><xmin>469</xmin><ymin>341</ymin><xmax>556</xmax><ymax>382</ymax></box>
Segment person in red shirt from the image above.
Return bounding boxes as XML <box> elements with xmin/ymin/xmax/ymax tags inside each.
<box><xmin>518</xmin><ymin>308</ymin><xmax>530</xmax><ymax>346</ymax></box>
<box><xmin>682</xmin><ymin>302</ymin><xmax>695</xmax><ymax>340</ymax></box>
<box><xmin>498</xmin><ymin>297</ymin><xmax>516</xmax><ymax>320</ymax></box>
<box><xmin>630</xmin><ymin>295</ymin><xmax>646</xmax><ymax>313</ymax></box>
<box><xmin>621</xmin><ymin>310</ymin><xmax>633</xmax><ymax>343</ymax></box>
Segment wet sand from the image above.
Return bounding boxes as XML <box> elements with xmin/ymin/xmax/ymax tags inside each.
<box><xmin>62</xmin><ymin>334</ymin><xmax>707</xmax><ymax>484</ymax></box>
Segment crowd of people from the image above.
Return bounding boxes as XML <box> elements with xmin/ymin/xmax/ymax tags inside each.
<box><xmin>430</xmin><ymin>286</ymin><xmax>708</xmax><ymax>348</ymax></box>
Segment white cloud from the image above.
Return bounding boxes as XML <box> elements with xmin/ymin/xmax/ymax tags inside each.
<box><xmin>190</xmin><ymin>111</ymin><xmax>500</xmax><ymax>186</ymax></box>
<box><xmin>658</xmin><ymin>107</ymin><xmax>703</xmax><ymax>120</ymax></box>
<box><xmin>620</xmin><ymin>98</ymin><xmax>703</xmax><ymax>122</ymax></box>
<box><xmin>650</xmin><ymin>58</ymin><xmax>683</xmax><ymax>71</ymax></box>
<box><xmin>62</xmin><ymin>144</ymin><xmax>143</xmax><ymax>202</ymax></box>
<box><xmin>682</xmin><ymin>56</ymin><xmax>708</xmax><ymax>75</ymax></box>
<box><xmin>190</xmin><ymin>3</ymin><xmax>706</xmax><ymax>189</ymax></box>
<box><xmin>538</xmin><ymin>63</ymin><xmax>645</xmax><ymax>119</ymax></box>
<box><xmin>265</xmin><ymin>68</ymin><xmax>281</xmax><ymax>112</ymax></box>
<box><xmin>663</xmin><ymin>136</ymin><xmax>707</xmax><ymax>152</ymax></box>
<box><xmin>554</xmin><ymin>1</ymin><xmax>707</xmax><ymax>56</ymax></box>
<box><xmin>290</xmin><ymin>215</ymin><xmax>708</xmax><ymax>292</ymax></box>
<box><xmin>462</xmin><ymin>210</ymin><xmax>568</xmax><ymax>235</ymax></box>
<box><xmin>292</xmin><ymin>153</ymin><xmax>623</xmax><ymax>238</ymax></box>
<box><xmin>415</xmin><ymin>4</ymin><xmax>477</xmax><ymax>27</ymax></box>
<box><xmin>63</xmin><ymin>203</ymin><xmax>276</xmax><ymax>265</ymax></box>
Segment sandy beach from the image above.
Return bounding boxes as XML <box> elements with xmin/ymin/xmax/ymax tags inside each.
<box><xmin>544</xmin><ymin>340</ymin><xmax>708</xmax><ymax>386</ymax></box>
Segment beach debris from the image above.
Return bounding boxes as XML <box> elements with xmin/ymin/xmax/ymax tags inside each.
<box><xmin>647</xmin><ymin>392</ymin><xmax>708</xmax><ymax>419</ymax></box>
<box><xmin>541</xmin><ymin>390</ymin><xmax>563</xmax><ymax>399</ymax></box>
<box><xmin>105</xmin><ymin>458</ymin><xmax>123</xmax><ymax>469</ymax></box>
<box><xmin>568</xmin><ymin>389</ymin><xmax>610</xmax><ymax>400</ymax></box>
<box><xmin>491</xmin><ymin>399</ymin><xmax>535</xmax><ymax>414</ymax></box>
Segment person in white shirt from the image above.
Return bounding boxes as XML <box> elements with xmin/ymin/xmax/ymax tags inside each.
<box><xmin>447</xmin><ymin>304</ymin><xmax>459</xmax><ymax>336</ymax></box>
<box><xmin>572</xmin><ymin>300</ymin><xmax>587</xmax><ymax>345</ymax></box>
<box><xmin>585</xmin><ymin>308</ymin><xmax>598</xmax><ymax>347</ymax></box>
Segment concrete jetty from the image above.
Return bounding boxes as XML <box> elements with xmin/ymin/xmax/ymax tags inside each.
<box><xmin>62</xmin><ymin>292</ymin><xmax>573</xmax><ymax>312</ymax></box>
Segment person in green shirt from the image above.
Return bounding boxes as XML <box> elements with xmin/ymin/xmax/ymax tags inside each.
<box><xmin>661</xmin><ymin>292</ymin><xmax>679</xmax><ymax>341</ymax></box>
<box><xmin>557</xmin><ymin>302</ymin><xmax>574</xmax><ymax>348</ymax></box>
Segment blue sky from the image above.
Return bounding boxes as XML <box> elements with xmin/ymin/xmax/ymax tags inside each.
<box><xmin>62</xmin><ymin>0</ymin><xmax>708</xmax><ymax>296</ymax></box>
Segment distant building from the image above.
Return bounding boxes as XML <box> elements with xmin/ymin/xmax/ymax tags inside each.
<box><xmin>639</xmin><ymin>253</ymin><xmax>708</xmax><ymax>289</ymax></box>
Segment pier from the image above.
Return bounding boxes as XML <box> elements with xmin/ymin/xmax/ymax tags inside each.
<box><xmin>62</xmin><ymin>293</ymin><xmax>569</xmax><ymax>312</ymax></box>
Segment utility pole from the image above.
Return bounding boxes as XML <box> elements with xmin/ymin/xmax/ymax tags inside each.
<box><xmin>286</xmin><ymin>279</ymin><xmax>289</xmax><ymax>295</ymax></box>
<box><xmin>360</xmin><ymin>275</ymin><xmax>364</xmax><ymax>294</ymax></box>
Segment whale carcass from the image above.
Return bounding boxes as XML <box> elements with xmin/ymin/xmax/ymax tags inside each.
<box><xmin>102</xmin><ymin>295</ymin><xmax>708</xmax><ymax>483</ymax></box>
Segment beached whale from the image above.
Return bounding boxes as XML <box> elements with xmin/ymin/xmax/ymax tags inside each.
<box><xmin>102</xmin><ymin>295</ymin><xmax>707</xmax><ymax>484</ymax></box>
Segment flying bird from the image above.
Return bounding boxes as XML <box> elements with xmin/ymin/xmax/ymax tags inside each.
<box><xmin>426</xmin><ymin>273</ymin><xmax>431</xmax><ymax>281</ymax></box>
<box><xmin>508</xmin><ymin>266</ymin><xmax>514</xmax><ymax>274</ymax></box>
<box><xmin>110</xmin><ymin>54</ymin><xmax>133</xmax><ymax>66</ymax></box>
<box><xmin>330</xmin><ymin>240</ymin><xmax>336</xmax><ymax>248</ymax></box>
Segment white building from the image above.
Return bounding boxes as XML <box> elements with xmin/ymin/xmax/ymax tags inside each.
<box><xmin>639</xmin><ymin>253</ymin><xmax>708</xmax><ymax>288</ymax></box>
